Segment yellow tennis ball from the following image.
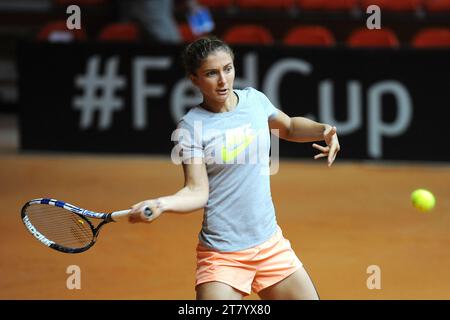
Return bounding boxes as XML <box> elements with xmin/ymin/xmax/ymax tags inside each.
<box><xmin>411</xmin><ymin>189</ymin><xmax>436</xmax><ymax>212</ymax></box>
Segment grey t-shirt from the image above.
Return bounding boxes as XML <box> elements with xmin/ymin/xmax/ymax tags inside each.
<box><xmin>175</xmin><ymin>87</ymin><xmax>279</xmax><ymax>252</ymax></box>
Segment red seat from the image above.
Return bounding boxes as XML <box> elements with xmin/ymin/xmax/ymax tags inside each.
<box><xmin>283</xmin><ymin>25</ymin><xmax>336</xmax><ymax>46</ymax></box>
<box><xmin>412</xmin><ymin>28</ymin><xmax>450</xmax><ymax>47</ymax></box>
<box><xmin>178</xmin><ymin>23</ymin><xmax>199</xmax><ymax>43</ymax></box>
<box><xmin>423</xmin><ymin>0</ymin><xmax>450</xmax><ymax>12</ymax></box>
<box><xmin>347</xmin><ymin>28</ymin><xmax>400</xmax><ymax>48</ymax></box>
<box><xmin>360</xmin><ymin>0</ymin><xmax>422</xmax><ymax>11</ymax></box>
<box><xmin>97</xmin><ymin>23</ymin><xmax>140</xmax><ymax>42</ymax></box>
<box><xmin>298</xmin><ymin>0</ymin><xmax>358</xmax><ymax>11</ymax></box>
<box><xmin>236</xmin><ymin>0</ymin><xmax>295</xmax><ymax>9</ymax></box>
<box><xmin>36</xmin><ymin>20</ymin><xmax>87</xmax><ymax>42</ymax></box>
<box><xmin>223</xmin><ymin>24</ymin><xmax>274</xmax><ymax>45</ymax></box>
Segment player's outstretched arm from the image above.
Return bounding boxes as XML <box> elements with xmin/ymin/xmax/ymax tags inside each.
<box><xmin>129</xmin><ymin>159</ymin><xmax>209</xmax><ymax>223</ymax></box>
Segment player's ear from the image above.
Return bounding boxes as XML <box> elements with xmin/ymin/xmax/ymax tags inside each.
<box><xmin>189</xmin><ymin>74</ymin><xmax>198</xmax><ymax>86</ymax></box>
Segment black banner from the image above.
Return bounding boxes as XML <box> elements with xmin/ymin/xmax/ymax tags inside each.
<box><xmin>18</xmin><ymin>42</ymin><xmax>450</xmax><ymax>161</ymax></box>
<box><xmin>0</xmin><ymin>300</ymin><xmax>446</xmax><ymax>317</ymax></box>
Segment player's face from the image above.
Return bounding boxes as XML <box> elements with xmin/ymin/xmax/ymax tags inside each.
<box><xmin>191</xmin><ymin>50</ymin><xmax>235</xmax><ymax>105</ymax></box>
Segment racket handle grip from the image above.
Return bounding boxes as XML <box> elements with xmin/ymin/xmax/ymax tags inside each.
<box><xmin>143</xmin><ymin>207</ymin><xmax>153</xmax><ymax>217</ymax></box>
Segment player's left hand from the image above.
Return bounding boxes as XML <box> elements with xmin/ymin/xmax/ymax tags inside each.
<box><xmin>312</xmin><ymin>125</ymin><xmax>340</xmax><ymax>167</ymax></box>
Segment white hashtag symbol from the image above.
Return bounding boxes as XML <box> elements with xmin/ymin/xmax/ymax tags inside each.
<box><xmin>73</xmin><ymin>55</ymin><xmax>126</xmax><ymax>130</ymax></box>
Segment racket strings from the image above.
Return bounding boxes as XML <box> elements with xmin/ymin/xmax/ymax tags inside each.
<box><xmin>25</xmin><ymin>205</ymin><xmax>94</xmax><ymax>248</ymax></box>
<box><xmin>30</xmin><ymin>216</ymin><xmax>92</xmax><ymax>246</ymax></box>
<box><xmin>27</xmin><ymin>208</ymin><xmax>93</xmax><ymax>247</ymax></box>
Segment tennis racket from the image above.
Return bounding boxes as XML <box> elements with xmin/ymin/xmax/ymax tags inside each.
<box><xmin>21</xmin><ymin>198</ymin><xmax>152</xmax><ymax>254</ymax></box>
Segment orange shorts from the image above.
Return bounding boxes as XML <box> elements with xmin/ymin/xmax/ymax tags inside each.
<box><xmin>195</xmin><ymin>226</ymin><xmax>303</xmax><ymax>295</ymax></box>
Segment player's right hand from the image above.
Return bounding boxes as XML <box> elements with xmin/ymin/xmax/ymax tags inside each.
<box><xmin>128</xmin><ymin>199</ymin><xmax>162</xmax><ymax>224</ymax></box>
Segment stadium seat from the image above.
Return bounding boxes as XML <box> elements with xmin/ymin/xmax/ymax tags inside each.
<box><xmin>235</xmin><ymin>0</ymin><xmax>295</xmax><ymax>9</ymax></box>
<box><xmin>360</xmin><ymin>0</ymin><xmax>422</xmax><ymax>12</ymax></box>
<box><xmin>179</xmin><ymin>23</ymin><xmax>199</xmax><ymax>43</ymax></box>
<box><xmin>411</xmin><ymin>28</ymin><xmax>450</xmax><ymax>47</ymax></box>
<box><xmin>298</xmin><ymin>0</ymin><xmax>358</xmax><ymax>11</ymax></box>
<box><xmin>423</xmin><ymin>0</ymin><xmax>450</xmax><ymax>12</ymax></box>
<box><xmin>36</xmin><ymin>20</ymin><xmax>87</xmax><ymax>42</ymax></box>
<box><xmin>222</xmin><ymin>24</ymin><xmax>274</xmax><ymax>45</ymax></box>
<box><xmin>346</xmin><ymin>28</ymin><xmax>400</xmax><ymax>48</ymax></box>
<box><xmin>283</xmin><ymin>25</ymin><xmax>336</xmax><ymax>46</ymax></box>
<box><xmin>97</xmin><ymin>23</ymin><xmax>140</xmax><ymax>42</ymax></box>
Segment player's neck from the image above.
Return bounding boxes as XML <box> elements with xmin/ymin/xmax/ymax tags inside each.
<box><xmin>201</xmin><ymin>91</ymin><xmax>237</xmax><ymax>113</ymax></box>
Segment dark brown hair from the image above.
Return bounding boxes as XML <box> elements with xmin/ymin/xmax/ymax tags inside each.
<box><xmin>181</xmin><ymin>36</ymin><xmax>234</xmax><ymax>76</ymax></box>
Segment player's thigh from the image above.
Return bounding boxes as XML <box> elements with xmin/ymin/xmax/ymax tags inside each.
<box><xmin>196</xmin><ymin>281</ymin><xmax>244</xmax><ymax>300</ymax></box>
<box><xmin>258</xmin><ymin>267</ymin><xmax>319</xmax><ymax>300</ymax></box>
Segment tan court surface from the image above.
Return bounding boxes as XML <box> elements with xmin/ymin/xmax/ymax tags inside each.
<box><xmin>1</xmin><ymin>153</ymin><xmax>450</xmax><ymax>299</ymax></box>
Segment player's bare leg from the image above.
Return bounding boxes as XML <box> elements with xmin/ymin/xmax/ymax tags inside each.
<box><xmin>257</xmin><ymin>267</ymin><xmax>319</xmax><ymax>300</ymax></box>
<box><xmin>196</xmin><ymin>281</ymin><xmax>244</xmax><ymax>300</ymax></box>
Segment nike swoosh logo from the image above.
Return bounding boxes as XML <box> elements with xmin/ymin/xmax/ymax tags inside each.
<box><xmin>221</xmin><ymin>134</ymin><xmax>255</xmax><ymax>163</ymax></box>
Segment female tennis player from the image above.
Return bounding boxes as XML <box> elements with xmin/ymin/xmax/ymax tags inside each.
<box><xmin>129</xmin><ymin>37</ymin><xmax>340</xmax><ymax>300</ymax></box>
